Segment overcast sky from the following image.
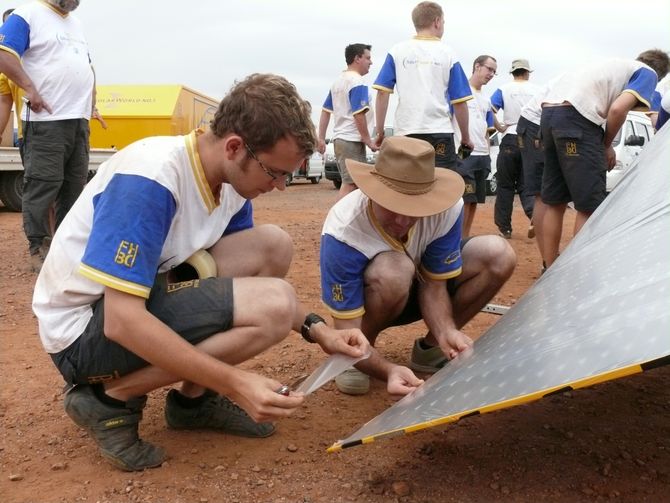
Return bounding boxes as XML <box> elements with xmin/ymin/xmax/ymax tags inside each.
<box><xmin>5</xmin><ymin>0</ymin><xmax>669</xmax><ymax>130</ymax></box>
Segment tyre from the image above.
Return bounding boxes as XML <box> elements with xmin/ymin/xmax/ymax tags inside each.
<box><xmin>486</xmin><ymin>174</ymin><xmax>497</xmax><ymax>196</ymax></box>
<box><xmin>310</xmin><ymin>175</ymin><xmax>321</xmax><ymax>184</ymax></box>
<box><xmin>333</xmin><ymin>179</ymin><xmax>341</xmax><ymax>190</ymax></box>
<box><xmin>0</xmin><ymin>171</ymin><xmax>23</xmax><ymax>212</ymax></box>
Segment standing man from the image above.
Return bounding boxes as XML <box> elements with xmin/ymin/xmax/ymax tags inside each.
<box><xmin>453</xmin><ymin>55</ymin><xmax>499</xmax><ymax>237</ymax></box>
<box><xmin>0</xmin><ymin>8</ymin><xmax>24</xmax><ymax>151</ymax></box>
<box><xmin>540</xmin><ymin>50</ymin><xmax>669</xmax><ymax>267</ymax></box>
<box><xmin>490</xmin><ymin>59</ymin><xmax>540</xmax><ymax>239</ymax></box>
<box><xmin>0</xmin><ymin>0</ymin><xmax>99</xmax><ymax>272</ymax></box>
<box><xmin>373</xmin><ymin>1</ymin><xmax>473</xmax><ymax>169</ymax></box>
<box><xmin>317</xmin><ymin>43</ymin><xmax>376</xmax><ymax>199</ymax></box>
<box><xmin>32</xmin><ymin>73</ymin><xmax>370</xmax><ymax>471</ymax></box>
<box><xmin>320</xmin><ymin>136</ymin><xmax>516</xmax><ymax>395</ymax></box>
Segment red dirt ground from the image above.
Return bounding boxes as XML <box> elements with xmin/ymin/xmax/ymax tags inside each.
<box><xmin>1</xmin><ymin>181</ymin><xmax>669</xmax><ymax>503</ymax></box>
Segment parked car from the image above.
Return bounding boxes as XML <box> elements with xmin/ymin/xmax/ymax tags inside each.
<box><xmin>606</xmin><ymin>111</ymin><xmax>654</xmax><ymax>191</ymax></box>
<box><xmin>286</xmin><ymin>152</ymin><xmax>324</xmax><ymax>185</ymax></box>
<box><xmin>324</xmin><ymin>140</ymin><xmax>340</xmax><ymax>189</ymax></box>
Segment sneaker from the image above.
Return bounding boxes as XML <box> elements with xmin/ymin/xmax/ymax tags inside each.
<box><xmin>527</xmin><ymin>225</ymin><xmax>535</xmax><ymax>239</ymax></box>
<box><xmin>164</xmin><ymin>389</ymin><xmax>275</xmax><ymax>438</ymax></box>
<box><xmin>409</xmin><ymin>337</ymin><xmax>449</xmax><ymax>374</ymax></box>
<box><xmin>64</xmin><ymin>385</ymin><xmax>166</xmax><ymax>471</ymax></box>
<box><xmin>335</xmin><ymin>368</ymin><xmax>370</xmax><ymax>395</ymax></box>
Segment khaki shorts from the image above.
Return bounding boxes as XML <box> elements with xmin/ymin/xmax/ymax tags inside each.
<box><xmin>334</xmin><ymin>139</ymin><xmax>366</xmax><ymax>185</ymax></box>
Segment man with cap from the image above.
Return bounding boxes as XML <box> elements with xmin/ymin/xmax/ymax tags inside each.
<box><xmin>319</xmin><ymin>136</ymin><xmax>516</xmax><ymax>395</ymax></box>
<box><xmin>490</xmin><ymin>59</ymin><xmax>540</xmax><ymax>239</ymax></box>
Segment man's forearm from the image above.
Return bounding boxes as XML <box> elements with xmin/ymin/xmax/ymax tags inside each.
<box><xmin>453</xmin><ymin>102</ymin><xmax>471</xmax><ymax>144</ymax></box>
<box><xmin>375</xmin><ymin>91</ymin><xmax>390</xmax><ymax>135</ymax></box>
<box><xmin>353</xmin><ymin>110</ymin><xmax>372</xmax><ymax>143</ymax></box>
<box><xmin>0</xmin><ymin>51</ymin><xmax>34</xmax><ymax>95</ymax></box>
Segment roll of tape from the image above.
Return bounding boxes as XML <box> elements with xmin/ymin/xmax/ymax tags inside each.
<box><xmin>185</xmin><ymin>249</ymin><xmax>217</xmax><ymax>279</ymax></box>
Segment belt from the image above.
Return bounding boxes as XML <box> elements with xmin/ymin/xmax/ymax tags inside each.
<box><xmin>542</xmin><ymin>101</ymin><xmax>572</xmax><ymax>108</ymax></box>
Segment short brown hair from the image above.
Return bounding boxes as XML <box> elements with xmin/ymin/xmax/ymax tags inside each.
<box><xmin>411</xmin><ymin>1</ymin><xmax>443</xmax><ymax>30</ymax></box>
<box><xmin>210</xmin><ymin>73</ymin><xmax>316</xmax><ymax>156</ymax></box>
<box><xmin>637</xmin><ymin>49</ymin><xmax>670</xmax><ymax>81</ymax></box>
<box><xmin>473</xmin><ymin>55</ymin><xmax>496</xmax><ymax>74</ymax></box>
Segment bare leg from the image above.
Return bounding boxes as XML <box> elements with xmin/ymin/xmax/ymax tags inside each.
<box><xmin>445</xmin><ymin>235</ymin><xmax>516</xmax><ymax>328</ymax></box>
<box><xmin>105</xmin><ymin>276</ymin><xmax>297</xmax><ymax>401</ymax></box>
<box><xmin>532</xmin><ymin>196</ymin><xmax>548</xmax><ymax>266</ymax></box>
<box><xmin>462</xmin><ymin>202</ymin><xmax>476</xmax><ymax>238</ymax></box>
<box><xmin>357</xmin><ymin>252</ymin><xmax>415</xmax><ymax>344</ymax></box>
<box><xmin>573</xmin><ymin>209</ymin><xmax>592</xmax><ymax>236</ymax></box>
<box><xmin>541</xmin><ymin>203</ymin><xmax>567</xmax><ymax>267</ymax></box>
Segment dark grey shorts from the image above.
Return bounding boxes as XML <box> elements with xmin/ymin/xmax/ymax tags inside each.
<box><xmin>456</xmin><ymin>155</ymin><xmax>490</xmax><ymax>204</ymax></box>
<box><xmin>406</xmin><ymin>133</ymin><xmax>458</xmax><ymax>169</ymax></box>
<box><xmin>334</xmin><ymin>139</ymin><xmax>366</xmax><ymax>185</ymax></box>
<box><xmin>540</xmin><ymin>106</ymin><xmax>606</xmax><ymax>212</ymax></box>
<box><xmin>50</xmin><ymin>277</ymin><xmax>234</xmax><ymax>385</ymax></box>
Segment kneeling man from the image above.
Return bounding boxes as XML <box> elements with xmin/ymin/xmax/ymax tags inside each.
<box><xmin>320</xmin><ymin>136</ymin><xmax>516</xmax><ymax>395</ymax></box>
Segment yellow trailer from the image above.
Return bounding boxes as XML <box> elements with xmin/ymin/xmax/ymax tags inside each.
<box><xmin>90</xmin><ymin>84</ymin><xmax>219</xmax><ymax>149</ymax></box>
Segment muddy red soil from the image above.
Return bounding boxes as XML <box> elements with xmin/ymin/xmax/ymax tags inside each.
<box><xmin>1</xmin><ymin>182</ymin><xmax>668</xmax><ymax>503</ymax></box>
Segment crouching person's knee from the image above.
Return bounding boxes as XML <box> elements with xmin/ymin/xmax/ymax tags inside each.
<box><xmin>488</xmin><ymin>236</ymin><xmax>517</xmax><ymax>280</ymax></box>
<box><xmin>256</xmin><ymin>224</ymin><xmax>293</xmax><ymax>276</ymax></box>
<box><xmin>258</xmin><ymin>278</ymin><xmax>298</xmax><ymax>345</ymax></box>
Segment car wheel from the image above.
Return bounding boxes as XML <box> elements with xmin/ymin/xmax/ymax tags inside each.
<box><xmin>486</xmin><ymin>174</ymin><xmax>497</xmax><ymax>196</ymax></box>
<box><xmin>310</xmin><ymin>175</ymin><xmax>321</xmax><ymax>184</ymax></box>
<box><xmin>0</xmin><ymin>171</ymin><xmax>23</xmax><ymax>212</ymax></box>
<box><xmin>333</xmin><ymin>179</ymin><xmax>341</xmax><ymax>190</ymax></box>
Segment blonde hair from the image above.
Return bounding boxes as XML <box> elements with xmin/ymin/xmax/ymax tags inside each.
<box><xmin>411</xmin><ymin>1</ymin><xmax>443</xmax><ymax>30</ymax></box>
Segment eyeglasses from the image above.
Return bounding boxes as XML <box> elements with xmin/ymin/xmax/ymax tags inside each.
<box><xmin>481</xmin><ymin>64</ymin><xmax>498</xmax><ymax>76</ymax></box>
<box><xmin>244</xmin><ymin>142</ymin><xmax>284</xmax><ymax>181</ymax></box>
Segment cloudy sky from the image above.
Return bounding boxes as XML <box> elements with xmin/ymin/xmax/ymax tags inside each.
<box><xmin>5</xmin><ymin>0</ymin><xmax>669</xmax><ymax>129</ymax></box>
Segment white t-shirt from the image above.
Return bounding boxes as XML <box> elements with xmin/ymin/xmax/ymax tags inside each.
<box><xmin>0</xmin><ymin>1</ymin><xmax>94</xmax><ymax>121</ymax></box>
<box><xmin>542</xmin><ymin>59</ymin><xmax>658</xmax><ymax>126</ymax></box>
<box><xmin>320</xmin><ymin>190</ymin><xmax>464</xmax><ymax>319</ymax></box>
<box><xmin>322</xmin><ymin>70</ymin><xmax>374</xmax><ymax>142</ymax></box>
<box><xmin>490</xmin><ymin>80</ymin><xmax>541</xmax><ymax>136</ymax></box>
<box><xmin>33</xmin><ymin>131</ymin><xmax>252</xmax><ymax>353</ymax></box>
<box><xmin>373</xmin><ymin>37</ymin><xmax>472</xmax><ymax>136</ymax></box>
<box><xmin>453</xmin><ymin>86</ymin><xmax>493</xmax><ymax>155</ymax></box>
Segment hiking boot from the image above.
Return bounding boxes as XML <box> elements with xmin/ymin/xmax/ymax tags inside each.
<box><xmin>164</xmin><ymin>389</ymin><xmax>275</xmax><ymax>438</ymax></box>
<box><xmin>29</xmin><ymin>239</ymin><xmax>51</xmax><ymax>273</ymax></box>
<box><xmin>335</xmin><ymin>368</ymin><xmax>370</xmax><ymax>395</ymax></box>
<box><xmin>64</xmin><ymin>385</ymin><xmax>166</xmax><ymax>471</ymax></box>
<box><xmin>409</xmin><ymin>337</ymin><xmax>449</xmax><ymax>373</ymax></box>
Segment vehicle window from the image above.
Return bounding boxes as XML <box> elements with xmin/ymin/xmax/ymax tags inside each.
<box><xmin>634</xmin><ymin>122</ymin><xmax>650</xmax><ymax>141</ymax></box>
<box><xmin>612</xmin><ymin>120</ymin><xmax>634</xmax><ymax>147</ymax></box>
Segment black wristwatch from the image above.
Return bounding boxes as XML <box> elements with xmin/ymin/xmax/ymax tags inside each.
<box><xmin>301</xmin><ymin>313</ymin><xmax>325</xmax><ymax>343</ymax></box>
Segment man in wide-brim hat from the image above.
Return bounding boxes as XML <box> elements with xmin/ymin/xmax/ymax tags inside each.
<box><xmin>319</xmin><ymin>136</ymin><xmax>516</xmax><ymax>395</ymax></box>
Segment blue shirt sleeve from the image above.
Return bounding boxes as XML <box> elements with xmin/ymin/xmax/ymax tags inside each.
<box><xmin>486</xmin><ymin>109</ymin><xmax>494</xmax><ymax>127</ymax></box>
<box><xmin>0</xmin><ymin>13</ymin><xmax>30</xmax><ymax>57</ymax></box>
<box><xmin>222</xmin><ymin>200</ymin><xmax>253</xmax><ymax>236</ymax></box>
<box><xmin>490</xmin><ymin>89</ymin><xmax>504</xmax><ymax>111</ymax></box>
<box><xmin>420</xmin><ymin>211</ymin><xmax>463</xmax><ymax>278</ymax></box>
<box><xmin>624</xmin><ymin>67</ymin><xmax>658</xmax><ymax>109</ymax></box>
<box><xmin>657</xmin><ymin>107</ymin><xmax>669</xmax><ymax>130</ymax></box>
<box><xmin>650</xmin><ymin>90</ymin><xmax>661</xmax><ymax>112</ymax></box>
<box><xmin>81</xmin><ymin>174</ymin><xmax>176</xmax><ymax>295</ymax></box>
<box><xmin>320</xmin><ymin>233</ymin><xmax>369</xmax><ymax>317</ymax></box>
<box><xmin>322</xmin><ymin>91</ymin><xmax>333</xmax><ymax>112</ymax></box>
<box><xmin>372</xmin><ymin>53</ymin><xmax>397</xmax><ymax>92</ymax></box>
<box><xmin>447</xmin><ymin>62</ymin><xmax>473</xmax><ymax>103</ymax></box>
<box><xmin>349</xmin><ymin>84</ymin><xmax>370</xmax><ymax>114</ymax></box>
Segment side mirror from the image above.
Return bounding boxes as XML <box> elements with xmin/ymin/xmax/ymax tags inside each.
<box><xmin>624</xmin><ymin>134</ymin><xmax>645</xmax><ymax>146</ymax></box>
